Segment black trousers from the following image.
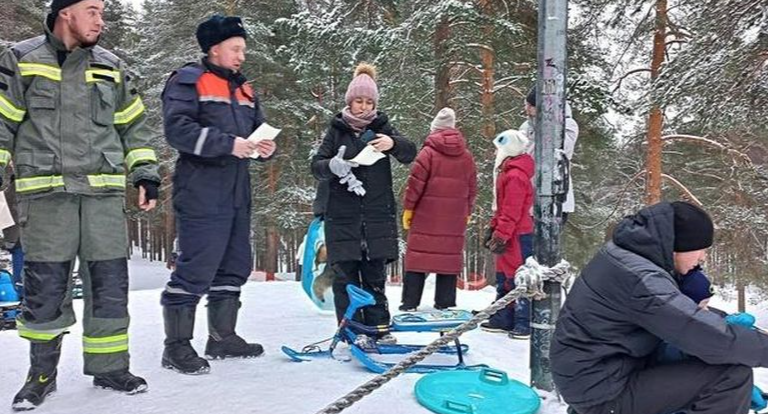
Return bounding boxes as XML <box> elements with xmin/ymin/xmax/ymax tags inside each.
<box><xmin>331</xmin><ymin>259</ymin><xmax>390</xmax><ymax>330</ymax></box>
<box><xmin>400</xmin><ymin>272</ymin><xmax>457</xmax><ymax>309</ymax></box>
<box><xmin>575</xmin><ymin>360</ymin><xmax>752</xmax><ymax>414</ymax></box>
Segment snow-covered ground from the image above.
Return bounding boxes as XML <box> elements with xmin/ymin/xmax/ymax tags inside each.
<box><xmin>1</xmin><ymin>255</ymin><xmax>767</xmax><ymax>414</ymax></box>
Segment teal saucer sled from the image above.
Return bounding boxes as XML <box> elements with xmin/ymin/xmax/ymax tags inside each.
<box><xmin>415</xmin><ymin>368</ymin><xmax>541</xmax><ymax>414</ymax></box>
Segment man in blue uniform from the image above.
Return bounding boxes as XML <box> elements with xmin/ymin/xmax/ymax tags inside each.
<box><xmin>161</xmin><ymin>15</ymin><xmax>277</xmax><ymax>375</ymax></box>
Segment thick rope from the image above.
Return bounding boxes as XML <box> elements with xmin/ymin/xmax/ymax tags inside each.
<box><xmin>314</xmin><ymin>257</ymin><xmax>569</xmax><ymax>414</ymax></box>
<box><xmin>515</xmin><ymin>257</ymin><xmax>572</xmax><ymax>299</ymax></box>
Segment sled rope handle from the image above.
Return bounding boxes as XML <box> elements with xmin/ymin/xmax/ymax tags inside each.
<box><xmin>314</xmin><ymin>258</ymin><xmax>570</xmax><ymax>414</ymax></box>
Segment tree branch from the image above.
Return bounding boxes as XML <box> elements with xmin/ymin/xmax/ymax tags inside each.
<box><xmin>661</xmin><ymin>174</ymin><xmax>702</xmax><ymax>206</ymax></box>
<box><xmin>661</xmin><ymin>134</ymin><xmax>753</xmax><ymax>166</ymax></box>
<box><xmin>612</xmin><ymin>68</ymin><xmax>652</xmax><ymax>94</ymax></box>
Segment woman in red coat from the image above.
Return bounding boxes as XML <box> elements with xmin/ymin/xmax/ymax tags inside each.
<box><xmin>400</xmin><ymin>108</ymin><xmax>478</xmax><ymax>311</ymax></box>
<box><xmin>480</xmin><ymin>129</ymin><xmax>534</xmax><ymax>335</ymax></box>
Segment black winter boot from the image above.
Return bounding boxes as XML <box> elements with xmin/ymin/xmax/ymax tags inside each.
<box><xmin>93</xmin><ymin>370</ymin><xmax>147</xmax><ymax>394</ymax></box>
<box><xmin>161</xmin><ymin>306</ymin><xmax>210</xmax><ymax>375</ymax></box>
<box><xmin>205</xmin><ymin>298</ymin><xmax>264</xmax><ymax>359</ymax></box>
<box><xmin>12</xmin><ymin>335</ymin><xmax>63</xmax><ymax>411</ymax></box>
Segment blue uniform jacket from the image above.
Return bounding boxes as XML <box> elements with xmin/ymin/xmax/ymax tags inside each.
<box><xmin>162</xmin><ymin>60</ymin><xmax>269</xmax><ymax>214</ymax></box>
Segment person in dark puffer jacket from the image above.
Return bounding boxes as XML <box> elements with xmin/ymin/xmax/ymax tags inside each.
<box><xmin>553</xmin><ymin>201</ymin><xmax>768</xmax><ymax>414</ymax></box>
<box><xmin>311</xmin><ymin>63</ymin><xmax>416</xmax><ymax>344</ymax></box>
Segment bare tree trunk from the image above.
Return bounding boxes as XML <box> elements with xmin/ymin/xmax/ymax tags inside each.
<box><xmin>479</xmin><ymin>1</ymin><xmax>496</xmax><ymax>141</ymax></box>
<box><xmin>645</xmin><ymin>0</ymin><xmax>667</xmax><ymax>205</ymax></box>
<box><xmin>434</xmin><ymin>15</ymin><xmax>453</xmax><ymax>110</ymax></box>
<box><xmin>265</xmin><ymin>162</ymin><xmax>280</xmax><ymax>280</ymax></box>
<box><xmin>737</xmin><ymin>276</ymin><xmax>746</xmax><ymax>312</ymax></box>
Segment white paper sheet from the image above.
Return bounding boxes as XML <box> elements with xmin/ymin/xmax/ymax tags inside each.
<box><xmin>247</xmin><ymin>123</ymin><xmax>282</xmax><ymax>159</ymax></box>
<box><xmin>0</xmin><ymin>192</ymin><xmax>14</xmax><ymax>230</ymax></box>
<box><xmin>349</xmin><ymin>145</ymin><xmax>386</xmax><ymax>166</ymax></box>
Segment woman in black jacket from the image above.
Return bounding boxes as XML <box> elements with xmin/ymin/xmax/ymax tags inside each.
<box><xmin>311</xmin><ymin>63</ymin><xmax>416</xmax><ymax>343</ymax></box>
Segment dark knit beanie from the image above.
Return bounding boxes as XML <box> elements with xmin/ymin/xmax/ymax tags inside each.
<box><xmin>679</xmin><ymin>267</ymin><xmax>714</xmax><ymax>304</ymax></box>
<box><xmin>526</xmin><ymin>87</ymin><xmax>536</xmax><ymax>107</ymax></box>
<box><xmin>196</xmin><ymin>15</ymin><xmax>247</xmax><ymax>54</ymax></box>
<box><xmin>51</xmin><ymin>0</ymin><xmax>91</xmax><ymax>16</ymax></box>
<box><xmin>48</xmin><ymin>0</ymin><xmax>100</xmax><ymax>28</ymax></box>
<box><xmin>672</xmin><ymin>201</ymin><xmax>714</xmax><ymax>252</ymax></box>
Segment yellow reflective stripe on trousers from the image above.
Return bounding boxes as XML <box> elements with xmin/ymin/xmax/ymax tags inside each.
<box><xmin>83</xmin><ymin>333</ymin><xmax>129</xmax><ymax>354</ymax></box>
<box><xmin>0</xmin><ymin>149</ymin><xmax>11</xmax><ymax>165</ymax></box>
<box><xmin>125</xmin><ymin>148</ymin><xmax>157</xmax><ymax>170</ymax></box>
<box><xmin>15</xmin><ymin>175</ymin><xmax>65</xmax><ymax>193</ymax></box>
<box><xmin>87</xmin><ymin>174</ymin><xmax>126</xmax><ymax>189</ymax></box>
<box><xmin>18</xmin><ymin>63</ymin><xmax>62</xmax><ymax>82</ymax></box>
<box><xmin>0</xmin><ymin>93</ymin><xmax>26</xmax><ymax>122</ymax></box>
<box><xmin>17</xmin><ymin>322</ymin><xmax>67</xmax><ymax>341</ymax></box>
<box><xmin>114</xmin><ymin>97</ymin><xmax>145</xmax><ymax>125</ymax></box>
<box><xmin>85</xmin><ymin>69</ymin><xmax>121</xmax><ymax>84</ymax></box>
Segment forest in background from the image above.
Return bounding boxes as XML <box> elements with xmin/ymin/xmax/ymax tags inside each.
<box><xmin>3</xmin><ymin>0</ymin><xmax>768</xmax><ymax>308</ymax></box>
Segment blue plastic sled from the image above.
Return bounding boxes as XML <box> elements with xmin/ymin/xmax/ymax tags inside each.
<box><xmin>300</xmin><ymin>217</ymin><xmax>334</xmax><ymax>311</ymax></box>
<box><xmin>415</xmin><ymin>368</ymin><xmax>541</xmax><ymax>414</ymax></box>
<box><xmin>0</xmin><ymin>269</ymin><xmax>20</xmax><ymax>330</ymax></box>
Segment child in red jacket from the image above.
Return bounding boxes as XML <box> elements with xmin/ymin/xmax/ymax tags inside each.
<box><xmin>481</xmin><ymin>129</ymin><xmax>534</xmax><ymax>337</ymax></box>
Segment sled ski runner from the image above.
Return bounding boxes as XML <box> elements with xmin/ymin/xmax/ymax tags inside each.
<box><xmin>282</xmin><ymin>285</ymin><xmax>485</xmax><ymax>373</ymax></box>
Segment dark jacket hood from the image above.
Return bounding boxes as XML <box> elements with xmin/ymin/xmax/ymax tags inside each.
<box><xmin>612</xmin><ymin>202</ymin><xmax>676</xmax><ymax>273</ymax></box>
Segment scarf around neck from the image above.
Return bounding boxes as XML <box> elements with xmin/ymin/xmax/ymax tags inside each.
<box><xmin>341</xmin><ymin>107</ymin><xmax>377</xmax><ymax>132</ymax></box>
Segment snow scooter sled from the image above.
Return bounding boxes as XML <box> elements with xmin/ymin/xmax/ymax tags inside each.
<box><xmin>282</xmin><ymin>284</ymin><xmax>487</xmax><ymax>373</ymax></box>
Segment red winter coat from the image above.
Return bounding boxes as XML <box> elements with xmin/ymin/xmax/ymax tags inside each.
<box><xmin>403</xmin><ymin>129</ymin><xmax>477</xmax><ymax>274</ymax></box>
<box><xmin>492</xmin><ymin>154</ymin><xmax>535</xmax><ymax>276</ymax></box>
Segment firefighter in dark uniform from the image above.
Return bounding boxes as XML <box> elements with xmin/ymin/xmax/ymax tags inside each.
<box><xmin>161</xmin><ymin>15</ymin><xmax>277</xmax><ymax>375</ymax></box>
<box><xmin>0</xmin><ymin>0</ymin><xmax>160</xmax><ymax>410</ymax></box>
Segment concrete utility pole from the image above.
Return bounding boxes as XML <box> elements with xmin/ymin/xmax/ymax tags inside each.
<box><xmin>530</xmin><ymin>0</ymin><xmax>568</xmax><ymax>393</ymax></box>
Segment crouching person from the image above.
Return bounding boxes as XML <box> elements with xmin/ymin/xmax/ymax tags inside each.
<box><xmin>552</xmin><ymin>201</ymin><xmax>768</xmax><ymax>414</ymax></box>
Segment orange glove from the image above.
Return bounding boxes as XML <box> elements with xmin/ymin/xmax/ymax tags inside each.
<box><xmin>402</xmin><ymin>209</ymin><xmax>414</xmax><ymax>230</ymax></box>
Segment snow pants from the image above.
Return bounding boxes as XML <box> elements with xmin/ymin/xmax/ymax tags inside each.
<box><xmin>17</xmin><ymin>193</ymin><xmax>131</xmax><ymax>375</ymax></box>
<box><xmin>401</xmin><ymin>272</ymin><xmax>457</xmax><ymax>310</ymax></box>
<box><xmin>572</xmin><ymin>359</ymin><xmax>752</xmax><ymax>414</ymax></box>
<box><xmin>331</xmin><ymin>258</ymin><xmax>390</xmax><ymax>331</ymax></box>
<box><xmin>161</xmin><ymin>203</ymin><xmax>252</xmax><ymax>308</ymax></box>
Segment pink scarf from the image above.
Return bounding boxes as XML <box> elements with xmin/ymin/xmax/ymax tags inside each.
<box><xmin>341</xmin><ymin>107</ymin><xmax>377</xmax><ymax>132</ymax></box>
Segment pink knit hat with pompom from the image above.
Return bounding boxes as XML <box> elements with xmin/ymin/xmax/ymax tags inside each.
<box><xmin>345</xmin><ymin>63</ymin><xmax>379</xmax><ymax>106</ymax></box>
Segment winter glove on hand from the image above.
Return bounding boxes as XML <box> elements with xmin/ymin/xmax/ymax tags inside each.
<box><xmin>402</xmin><ymin>210</ymin><xmax>413</xmax><ymax>230</ymax></box>
<box><xmin>488</xmin><ymin>235</ymin><xmax>508</xmax><ymax>254</ymax></box>
<box><xmin>340</xmin><ymin>172</ymin><xmax>366</xmax><ymax>197</ymax></box>
<box><xmin>136</xmin><ymin>180</ymin><xmax>159</xmax><ymax>200</ymax></box>
<box><xmin>725</xmin><ymin>312</ymin><xmax>756</xmax><ymax>329</ymax></box>
<box><xmin>329</xmin><ymin>146</ymin><xmax>358</xmax><ymax>177</ymax></box>
<box><xmin>751</xmin><ymin>386</ymin><xmax>767</xmax><ymax>412</ymax></box>
<box><xmin>483</xmin><ymin>227</ymin><xmax>494</xmax><ymax>249</ymax></box>
<box><xmin>348</xmin><ymin>179</ymin><xmax>366</xmax><ymax>197</ymax></box>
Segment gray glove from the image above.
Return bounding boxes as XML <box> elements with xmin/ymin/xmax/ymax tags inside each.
<box><xmin>340</xmin><ymin>172</ymin><xmax>366</xmax><ymax>197</ymax></box>
<box><xmin>329</xmin><ymin>146</ymin><xmax>358</xmax><ymax>177</ymax></box>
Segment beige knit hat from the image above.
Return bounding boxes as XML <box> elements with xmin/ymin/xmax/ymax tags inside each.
<box><xmin>430</xmin><ymin>108</ymin><xmax>456</xmax><ymax>132</ymax></box>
